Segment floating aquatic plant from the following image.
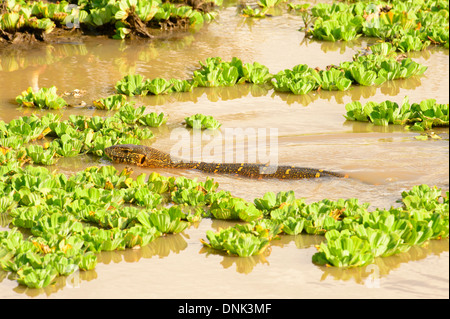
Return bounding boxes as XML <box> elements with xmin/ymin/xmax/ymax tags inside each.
<box><xmin>137</xmin><ymin>207</ymin><xmax>189</xmax><ymax>234</ymax></box>
<box><xmin>208</xmin><ymin>196</ymin><xmax>263</xmax><ymax>222</ymax></box>
<box><xmin>302</xmin><ymin>0</ymin><xmax>449</xmax><ymax>51</ymax></box>
<box><xmin>169</xmin><ymin>79</ymin><xmax>197</xmax><ymax>93</ymax></box>
<box><xmin>15</xmin><ymin>86</ymin><xmax>67</xmax><ymax>110</ymax></box>
<box><xmin>114</xmin><ymin>50</ymin><xmax>425</xmax><ymax>98</ymax></box>
<box><xmin>201</xmin><ymin>220</ymin><xmax>278</xmax><ymax>257</ymax></box>
<box><xmin>1</xmin><ymin>0</ymin><xmax>221</xmax><ymax>42</ymax></box>
<box><xmin>139</xmin><ymin>112</ymin><xmax>167</xmax><ymax>127</ymax></box>
<box><xmin>312</xmin><ymin>68</ymin><xmax>353</xmax><ymax>91</ymax></box>
<box><xmin>115</xmin><ymin>74</ymin><xmax>148</xmax><ymax>96</ymax></box>
<box><xmin>145</xmin><ymin>78</ymin><xmax>173</xmax><ymax>95</ymax></box>
<box><xmin>25</xmin><ymin>144</ymin><xmax>57</xmax><ymax>166</ymax></box>
<box><xmin>184</xmin><ymin>113</ymin><xmax>221</xmax><ymax>130</ymax></box>
<box><xmin>344</xmin><ymin>96</ymin><xmax>449</xmax><ymax>130</ymax></box>
<box><xmin>272</xmin><ymin>44</ymin><xmax>427</xmax><ymax>95</ymax></box>
<box><xmin>312</xmin><ymin>229</ymin><xmax>375</xmax><ymax>268</ymax></box>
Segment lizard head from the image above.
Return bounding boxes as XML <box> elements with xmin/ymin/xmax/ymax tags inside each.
<box><xmin>104</xmin><ymin>144</ymin><xmax>149</xmax><ymax>166</ymax></box>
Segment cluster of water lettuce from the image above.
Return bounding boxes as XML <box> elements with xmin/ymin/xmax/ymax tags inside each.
<box><xmin>298</xmin><ymin>0</ymin><xmax>449</xmax><ymax>50</ymax></box>
<box><xmin>0</xmin><ymin>43</ymin><xmax>88</xmax><ymax>73</ymax></box>
<box><xmin>0</xmin><ymin>162</ymin><xmax>218</xmax><ymax>288</ymax></box>
<box><xmin>0</xmin><ymin>0</ymin><xmax>221</xmax><ymax>41</ymax></box>
<box><xmin>0</xmin><ymin>104</ymin><xmax>167</xmax><ymax>164</ymax></box>
<box><xmin>113</xmin><ymin>44</ymin><xmax>428</xmax><ymax>97</ymax></box>
<box><xmin>184</xmin><ymin>113</ymin><xmax>221</xmax><ymax>130</ymax></box>
<box><xmin>344</xmin><ymin>96</ymin><xmax>449</xmax><ymax>130</ymax></box>
<box><xmin>115</xmin><ymin>57</ymin><xmax>272</xmax><ymax>97</ymax></box>
<box><xmin>271</xmin><ymin>43</ymin><xmax>427</xmax><ymax>94</ymax></box>
<box><xmin>203</xmin><ymin>185</ymin><xmax>449</xmax><ymax>267</ymax></box>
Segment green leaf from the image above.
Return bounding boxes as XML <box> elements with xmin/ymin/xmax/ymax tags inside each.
<box><xmin>184</xmin><ymin>114</ymin><xmax>221</xmax><ymax>130</ymax></box>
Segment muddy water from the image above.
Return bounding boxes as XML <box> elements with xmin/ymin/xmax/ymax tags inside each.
<box><xmin>0</xmin><ymin>3</ymin><xmax>449</xmax><ymax>299</ymax></box>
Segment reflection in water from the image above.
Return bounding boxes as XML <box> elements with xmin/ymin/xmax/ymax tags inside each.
<box><xmin>271</xmin><ymin>233</ymin><xmax>325</xmax><ymax>249</ymax></box>
<box><xmin>309</xmin><ymin>37</ymin><xmax>369</xmax><ymax>55</ymax></box>
<box><xmin>97</xmin><ymin>233</ymin><xmax>189</xmax><ymax>264</ymax></box>
<box><xmin>0</xmin><ymin>45</ymin><xmax>88</xmax><ymax>73</ymax></box>
<box><xmin>409</xmin><ymin>47</ymin><xmax>449</xmax><ymax>60</ymax></box>
<box><xmin>199</xmin><ymin>245</ymin><xmax>271</xmax><ymax>274</ymax></box>
<box><xmin>270</xmin><ymin>74</ymin><xmax>422</xmax><ymax>107</ymax></box>
<box><xmin>9</xmin><ymin>268</ymin><xmax>98</xmax><ymax>298</ymax></box>
<box><xmin>343</xmin><ymin>120</ymin><xmax>407</xmax><ymax>134</ymax></box>
<box><xmin>236</xmin><ymin>5</ymin><xmax>286</xmax><ymax>32</ymax></box>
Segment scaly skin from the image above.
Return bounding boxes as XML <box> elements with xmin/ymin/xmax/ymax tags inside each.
<box><xmin>104</xmin><ymin>144</ymin><xmax>348</xmax><ymax>179</ymax></box>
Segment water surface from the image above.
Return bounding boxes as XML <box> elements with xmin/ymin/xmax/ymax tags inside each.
<box><xmin>0</xmin><ymin>3</ymin><xmax>448</xmax><ymax>299</ymax></box>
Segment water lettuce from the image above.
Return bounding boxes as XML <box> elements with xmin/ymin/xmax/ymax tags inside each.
<box><xmin>16</xmin><ymin>265</ymin><xmax>58</xmax><ymax>289</ymax></box>
<box><xmin>1</xmin><ymin>153</ymin><xmax>448</xmax><ymax>288</ymax></box>
<box><xmin>171</xmin><ymin>187</ymin><xmax>206</xmax><ymax>207</ymax></box>
<box><xmin>309</xmin><ymin>18</ymin><xmax>362</xmax><ymax>42</ymax></box>
<box><xmin>193</xmin><ymin>57</ymin><xmax>242</xmax><ymax>87</ymax></box>
<box><xmin>344</xmin><ymin>97</ymin><xmax>449</xmax><ymax>130</ymax></box>
<box><xmin>124</xmin><ymin>225</ymin><xmax>161</xmax><ymax>248</ymax></box>
<box><xmin>243</xmin><ymin>62</ymin><xmax>272</xmax><ymax>84</ymax></box>
<box><xmin>1</xmin><ymin>0</ymin><xmax>220</xmax><ymax>41</ymax></box>
<box><xmin>93</xmin><ymin>94</ymin><xmax>129</xmax><ymax>110</ymax></box>
<box><xmin>201</xmin><ymin>221</ymin><xmax>274</xmax><ymax>257</ymax></box>
<box><xmin>280</xmin><ymin>216</ymin><xmax>305</xmax><ymax>235</ymax></box>
<box><xmin>303</xmin><ymin>0</ymin><xmax>449</xmax><ymax>51</ymax></box>
<box><xmin>312</xmin><ymin>68</ymin><xmax>352</xmax><ymax>91</ymax></box>
<box><xmin>270</xmin><ymin>47</ymin><xmax>427</xmax><ymax>94</ymax></box>
<box><xmin>184</xmin><ymin>113</ymin><xmax>221</xmax><ymax>130</ymax></box>
<box><xmin>52</xmin><ymin>134</ymin><xmax>84</xmax><ymax>157</ymax></box>
<box><xmin>257</xmin><ymin>0</ymin><xmax>286</xmax><ymax>8</ymax></box>
<box><xmin>271</xmin><ymin>64</ymin><xmax>318</xmax><ymax>94</ymax></box>
<box><xmin>115</xmin><ymin>74</ymin><xmax>148</xmax><ymax>96</ymax></box>
<box><xmin>139</xmin><ymin>112</ymin><xmax>167</xmax><ymax>127</ymax></box>
<box><xmin>16</xmin><ymin>86</ymin><xmax>67</xmax><ymax>109</ymax></box>
<box><xmin>145</xmin><ymin>78</ymin><xmax>173</xmax><ymax>95</ymax></box>
<box><xmin>209</xmin><ymin>196</ymin><xmax>263</xmax><ymax>222</ymax></box>
<box><xmin>26</xmin><ymin>145</ymin><xmax>57</xmax><ymax>166</ymax></box>
<box><xmin>137</xmin><ymin>207</ymin><xmax>189</xmax><ymax>234</ymax></box>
